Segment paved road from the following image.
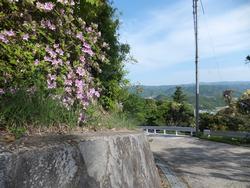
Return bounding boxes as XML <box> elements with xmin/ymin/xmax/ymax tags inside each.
<box><xmin>149</xmin><ymin>135</ymin><xmax>250</xmax><ymax>188</ymax></box>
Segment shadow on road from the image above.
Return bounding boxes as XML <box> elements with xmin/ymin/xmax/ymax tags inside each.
<box><xmin>151</xmin><ymin>137</ymin><xmax>250</xmax><ymax>185</ymax></box>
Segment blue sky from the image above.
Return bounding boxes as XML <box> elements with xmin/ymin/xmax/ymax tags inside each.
<box><xmin>113</xmin><ymin>0</ymin><xmax>250</xmax><ymax>85</ymax></box>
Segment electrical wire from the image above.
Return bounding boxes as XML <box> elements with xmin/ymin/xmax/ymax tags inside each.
<box><xmin>199</xmin><ymin>0</ymin><xmax>223</xmax><ymax>81</ymax></box>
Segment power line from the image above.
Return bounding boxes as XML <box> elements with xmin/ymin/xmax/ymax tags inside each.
<box><xmin>200</xmin><ymin>0</ymin><xmax>205</xmax><ymax>14</ymax></box>
<box><xmin>199</xmin><ymin>0</ymin><xmax>223</xmax><ymax>81</ymax></box>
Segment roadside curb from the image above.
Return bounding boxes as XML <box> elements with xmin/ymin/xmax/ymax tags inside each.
<box><xmin>155</xmin><ymin>156</ymin><xmax>188</xmax><ymax>188</ymax></box>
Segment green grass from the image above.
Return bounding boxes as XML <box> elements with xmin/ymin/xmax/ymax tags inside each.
<box><xmin>0</xmin><ymin>90</ymin><xmax>137</xmax><ymax>138</ymax></box>
<box><xmin>85</xmin><ymin>104</ymin><xmax>137</xmax><ymax>130</ymax></box>
<box><xmin>0</xmin><ymin>90</ymin><xmax>79</xmax><ymax>137</ymax></box>
<box><xmin>199</xmin><ymin>135</ymin><xmax>250</xmax><ymax>146</ymax></box>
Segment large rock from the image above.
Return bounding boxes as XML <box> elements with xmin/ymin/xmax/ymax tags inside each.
<box><xmin>0</xmin><ymin>131</ymin><xmax>161</xmax><ymax>188</ymax></box>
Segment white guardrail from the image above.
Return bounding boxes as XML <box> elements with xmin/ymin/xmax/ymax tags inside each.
<box><xmin>142</xmin><ymin>126</ymin><xmax>250</xmax><ymax>138</ymax></box>
<box><xmin>203</xmin><ymin>129</ymin><xmax>250</xmax><ymax>138</ymax></box>
<box><xmin>142</xmin><ymin>126</ymin><xmax>196</xmax><ymax>136</ymax></box>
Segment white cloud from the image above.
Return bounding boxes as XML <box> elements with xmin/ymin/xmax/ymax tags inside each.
<box><xmin>120</xmin><ymin>1</ymin><xmax>250</xmax><ymax>84</ymax></box>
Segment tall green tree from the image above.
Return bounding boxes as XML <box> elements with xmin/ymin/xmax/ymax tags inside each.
<box><xmin>165</xmin><ymin>87</ymin><xmax>193</xmax><ymax>126</ymax></box>
<box><xmin>172</xmin><ymin>86</ymin><xmax>187</xmax><ymax>103</ymax></box>
<box><xmin>144</xmin><ymin>99</ymin><xmax>158</xmax><ymax>126</ymax></box>
<box><xmin>122</xmin><ymin>93</ymin><xmax>146</xmax><ymax>123</ymax></box>
<box><xmin>78</xmin><ymin>0</ymin><xmax>131</xmax><ymax>109</ymax></box>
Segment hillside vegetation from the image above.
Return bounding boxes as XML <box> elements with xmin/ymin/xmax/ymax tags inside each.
<box><xmin>129</xmin><ymin>81</ymin><xmax>250</xmax><ymax>110</ymax></box>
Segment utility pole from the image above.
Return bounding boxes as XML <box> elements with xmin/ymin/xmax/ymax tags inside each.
<box><xmin>193</xmin><ymin>0</ymin><xmax>199</xmax><ymax>135</ymax></box>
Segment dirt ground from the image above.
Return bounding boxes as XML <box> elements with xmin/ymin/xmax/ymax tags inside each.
<box><xmin>149</xmin><ymin>135</ymin><xmax>250</xmax><ymax>188</ymax></box>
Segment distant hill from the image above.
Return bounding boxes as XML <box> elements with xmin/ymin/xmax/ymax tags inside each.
<box><xmin>129</xmin><ymin>81</ymin><xmax>250</xmax><ymax>110</ymax></box>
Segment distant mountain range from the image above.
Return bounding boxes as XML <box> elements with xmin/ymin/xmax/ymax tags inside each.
<box><xmin>129</xmin><ymin>81</ymin><xmax>250</xmax><ymax>110</ymax></box>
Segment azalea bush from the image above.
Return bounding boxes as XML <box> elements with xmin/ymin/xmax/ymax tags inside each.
<box><xmin>0</xmin><ymin>0</ymin><xmax>109</xmax><ymax>127</ymax></box>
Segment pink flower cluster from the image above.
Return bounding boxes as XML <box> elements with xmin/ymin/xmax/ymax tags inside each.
<box><xmin>0</xmin><ymin>88</ymin><xmax>5</xmax><ymax>95</ymax></box>
<box><xmin>1</xmin><ymin>0</ymin><xmax>107</xmax><ymax>124</ymax></box>
<box><xmin>41</xmin><ymin>19</ymin><xmax>56</xmax><ymax>31</ymax></box>
<box><xmin>0</xmin><ymin>87</ymin><xmax>18</xmax><ymax>95</ymax></box>
<box><xmin>36</xmin><ymin>2</ymin><xmax>55</xmax><ymax>12</ymax></box>
<box><xmin>88</xmin><ymin>88</ymin><xmax>100</xmax><ymax>98</ymax></box>
<box><xmin>82</xmin><ymin>42</ymin><xmax>94</xmax><ymax>56</ymax></box>
<box><xmin>0</xmin><ymin>30</ymin><xmax>16</xmax><ymax>43</ymax></box>
<box><xmin>61</xmin><ymin>65</ymin><xmax>100</xmax><ymax>112</ymax></box>
<box><xmin>75</xmin><ymin>32</ymin><xmax>94</xmax><ymax>56</ymax></box>
<box><xmin>0</xmin><ymin>30</ymin><xmax>31</xmax><ymax>43</ymax></box>
<box><xmin>47</xmin><ymin>74</ymin><xmax>57</xmax><ymax>89</ymax></box>
<box><xmin>76</xmin><ymin>32</ymin><xmax>84</xmax><ymax>41</ymax></box>
<box><xmin>44</xmin><ymin>45</ymin><xmax>64</xmax><ymax>67</ymax></box>
<box><xmin>22</xmin><ymin>34</ymin><xmax>29</xmax><ymax>41</ymax></box>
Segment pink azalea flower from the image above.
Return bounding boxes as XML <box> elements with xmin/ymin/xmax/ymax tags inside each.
<box><xmin>48</xmin><ymin>74</ymin><xmax>56</xmax><ymax>81</ymax></box>
<box><xmin>46</xmin><ymin>47</ymin><xmax>57</xmax><ymax>58</ymax></box>
<box><xmin>83</xmin><ymin>42</ymin><xmax>91</xmax><ymax>49</ymax></box>
<box><xmin>37</xmin><ymin>2</ymin><xmax>55</xmax><ymax>12</ymax></box>
<box><xmin>47</xmin><ymin>80</ymin><xmax>57</xmax><ymax>89</ymax></box>
<box><xmin>0</xmin><ymin>34</ymin><xmax>8</xmax><ymax>43</ymax></box>
<box><xmin>51</xmin><ymin>59</ymin><xmax>59</xmax><ymax>66</ymax></box>
<box><xmin>44</xmin><ymin>2</ymin><xmax>55</xmax><ymax>11</ymax></box>
<box><xmin>89</xmin><ymin>88</ymin><xmax>95</xmax><ymax>94</ymax></box>
<box><xmin>34</xmin><ymin>59</ymin><xmax>39</xmax><ymax>65</ymax></box>
<box><xmin>76</xmin><ymin>93</ymin><xmax>83</xmax><ymax>99</ymax></box>
<box><xmin>80</xmin><ymin>56</ymin><xmax>85</xmax><ymax>62</ymax></box>
<box><xmin>22</xmin><ymin>34</ymin><xmax>29</xmax><ymax>41</ymax></box>
<box><xmin>94</xmin><ymin>91</ymin><xmax>100</xmax><ymax>98</ymax></box>
<box><xmin>64</xmin><ymin>79</ymin><xmax>73</xmax><ymax>86</ymax></box>
<box><xmin>65</xmin><ymin>87</ymin><xmax>72</xmax><ymax>93</ymax></box>
<box><xmin>55</xmin><ymin>48</ymin><xmax>64</xmax><ymax>56</ymax></box>
<box><xmin>0</xmin><ymin>88</ymin><xmax>5</xmax><ymax>95</ymax></box>
<box><xmin>75</xmin><ymin>79</ymin><xmax>84</xmax><ymax>89</ymax></box>
<box><xmin>82</xmin><ymin>48</ymin><xmax>94</xmax><ymax>56</ymax></box>
<box><xmin>44</xmin><ymin>56</ymin><xmax>52</xmax><ymax>62</ymax></box>
<box><xmin>76</xmin><ymin>32</ymin><xmax>83</xmax><ymax>41</ymax></box>
<box><xmin>60</xmin><ymin>8</ymin><xmax>65</xmax><ymax>14</ymax></box>
<box><xmin>49</xmin><ymin>24</ymin><xmax>56</xmax><ymax>30</ymax></box>
<box><xmin>81</xmin><ymin>100</ymin><xmax>89</xmax><ymax>107</ymax></box>
<box><xmin>53</xmin><ymin>43</ymin><xmax>59</xmax><ymax>48</ymax></box>
<box><xmin>58</xmin><ymin>58</ymin><xmax>63</xmax><ymax>65</ymax></box>
<box><xmin>76</xmin><ymin>67</ymin><xmax>85</xmax><ymax>76</ymax></box>
<box><xmin>67</xmin><ymin>72</ymin><xmax>74</xmax><ymax>79</ymax></box>
<box><xmin>41</xmin><ymin>19</ymin><xmax>55</xmax><ymax>30</ymax></box>
<box><xmin>86</xmin><ymin>27</ymin><xmax>92</xmax><ymax>33</ymax></box>
<box><xmin>4</xmin><ymin>30</ymin><xmax>15</xmax><ymax>37</ymax></box>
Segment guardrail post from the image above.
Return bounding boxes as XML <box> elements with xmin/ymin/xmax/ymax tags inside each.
<box><xmin>190</xmin><ymin>131</ymin><xmax>193</xmax><ymax>136</ymax></box>
<box><xmin>164</xmin><ymin>130</ymin><xmax>166</xmax><ymax>135</ymax></box>
<box><xmin>146</xmin><ymin>129</ymin><xmax>149</xmax><ymax>134</ymax></box>
<box><xmin>154</xmin><ymin>129</ymin><xmax>156</xmax><ymax>134</ymax></box>
<box><xmin>175</xmin><ymin>130</ymin><xmax>178</xmax><ymax>136</ymax></box>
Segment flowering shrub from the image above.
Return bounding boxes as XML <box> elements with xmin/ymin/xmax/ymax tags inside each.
<box><xmin>0</xmin><ymin>0</ymin><xmax>108</xmax><ymax>123</ymax></box>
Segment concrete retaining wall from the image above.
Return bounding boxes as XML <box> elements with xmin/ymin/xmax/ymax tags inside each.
<box><xmin>0</xmin><ymin>132</ymin><xmax>161</xmax><ymax>188</ymax></box>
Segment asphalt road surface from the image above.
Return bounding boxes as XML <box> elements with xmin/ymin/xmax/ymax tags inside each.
<box><xmin>149</xmin><ymin>135</ymin><xmax>250</xmax><ymax>188</ymax></box>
